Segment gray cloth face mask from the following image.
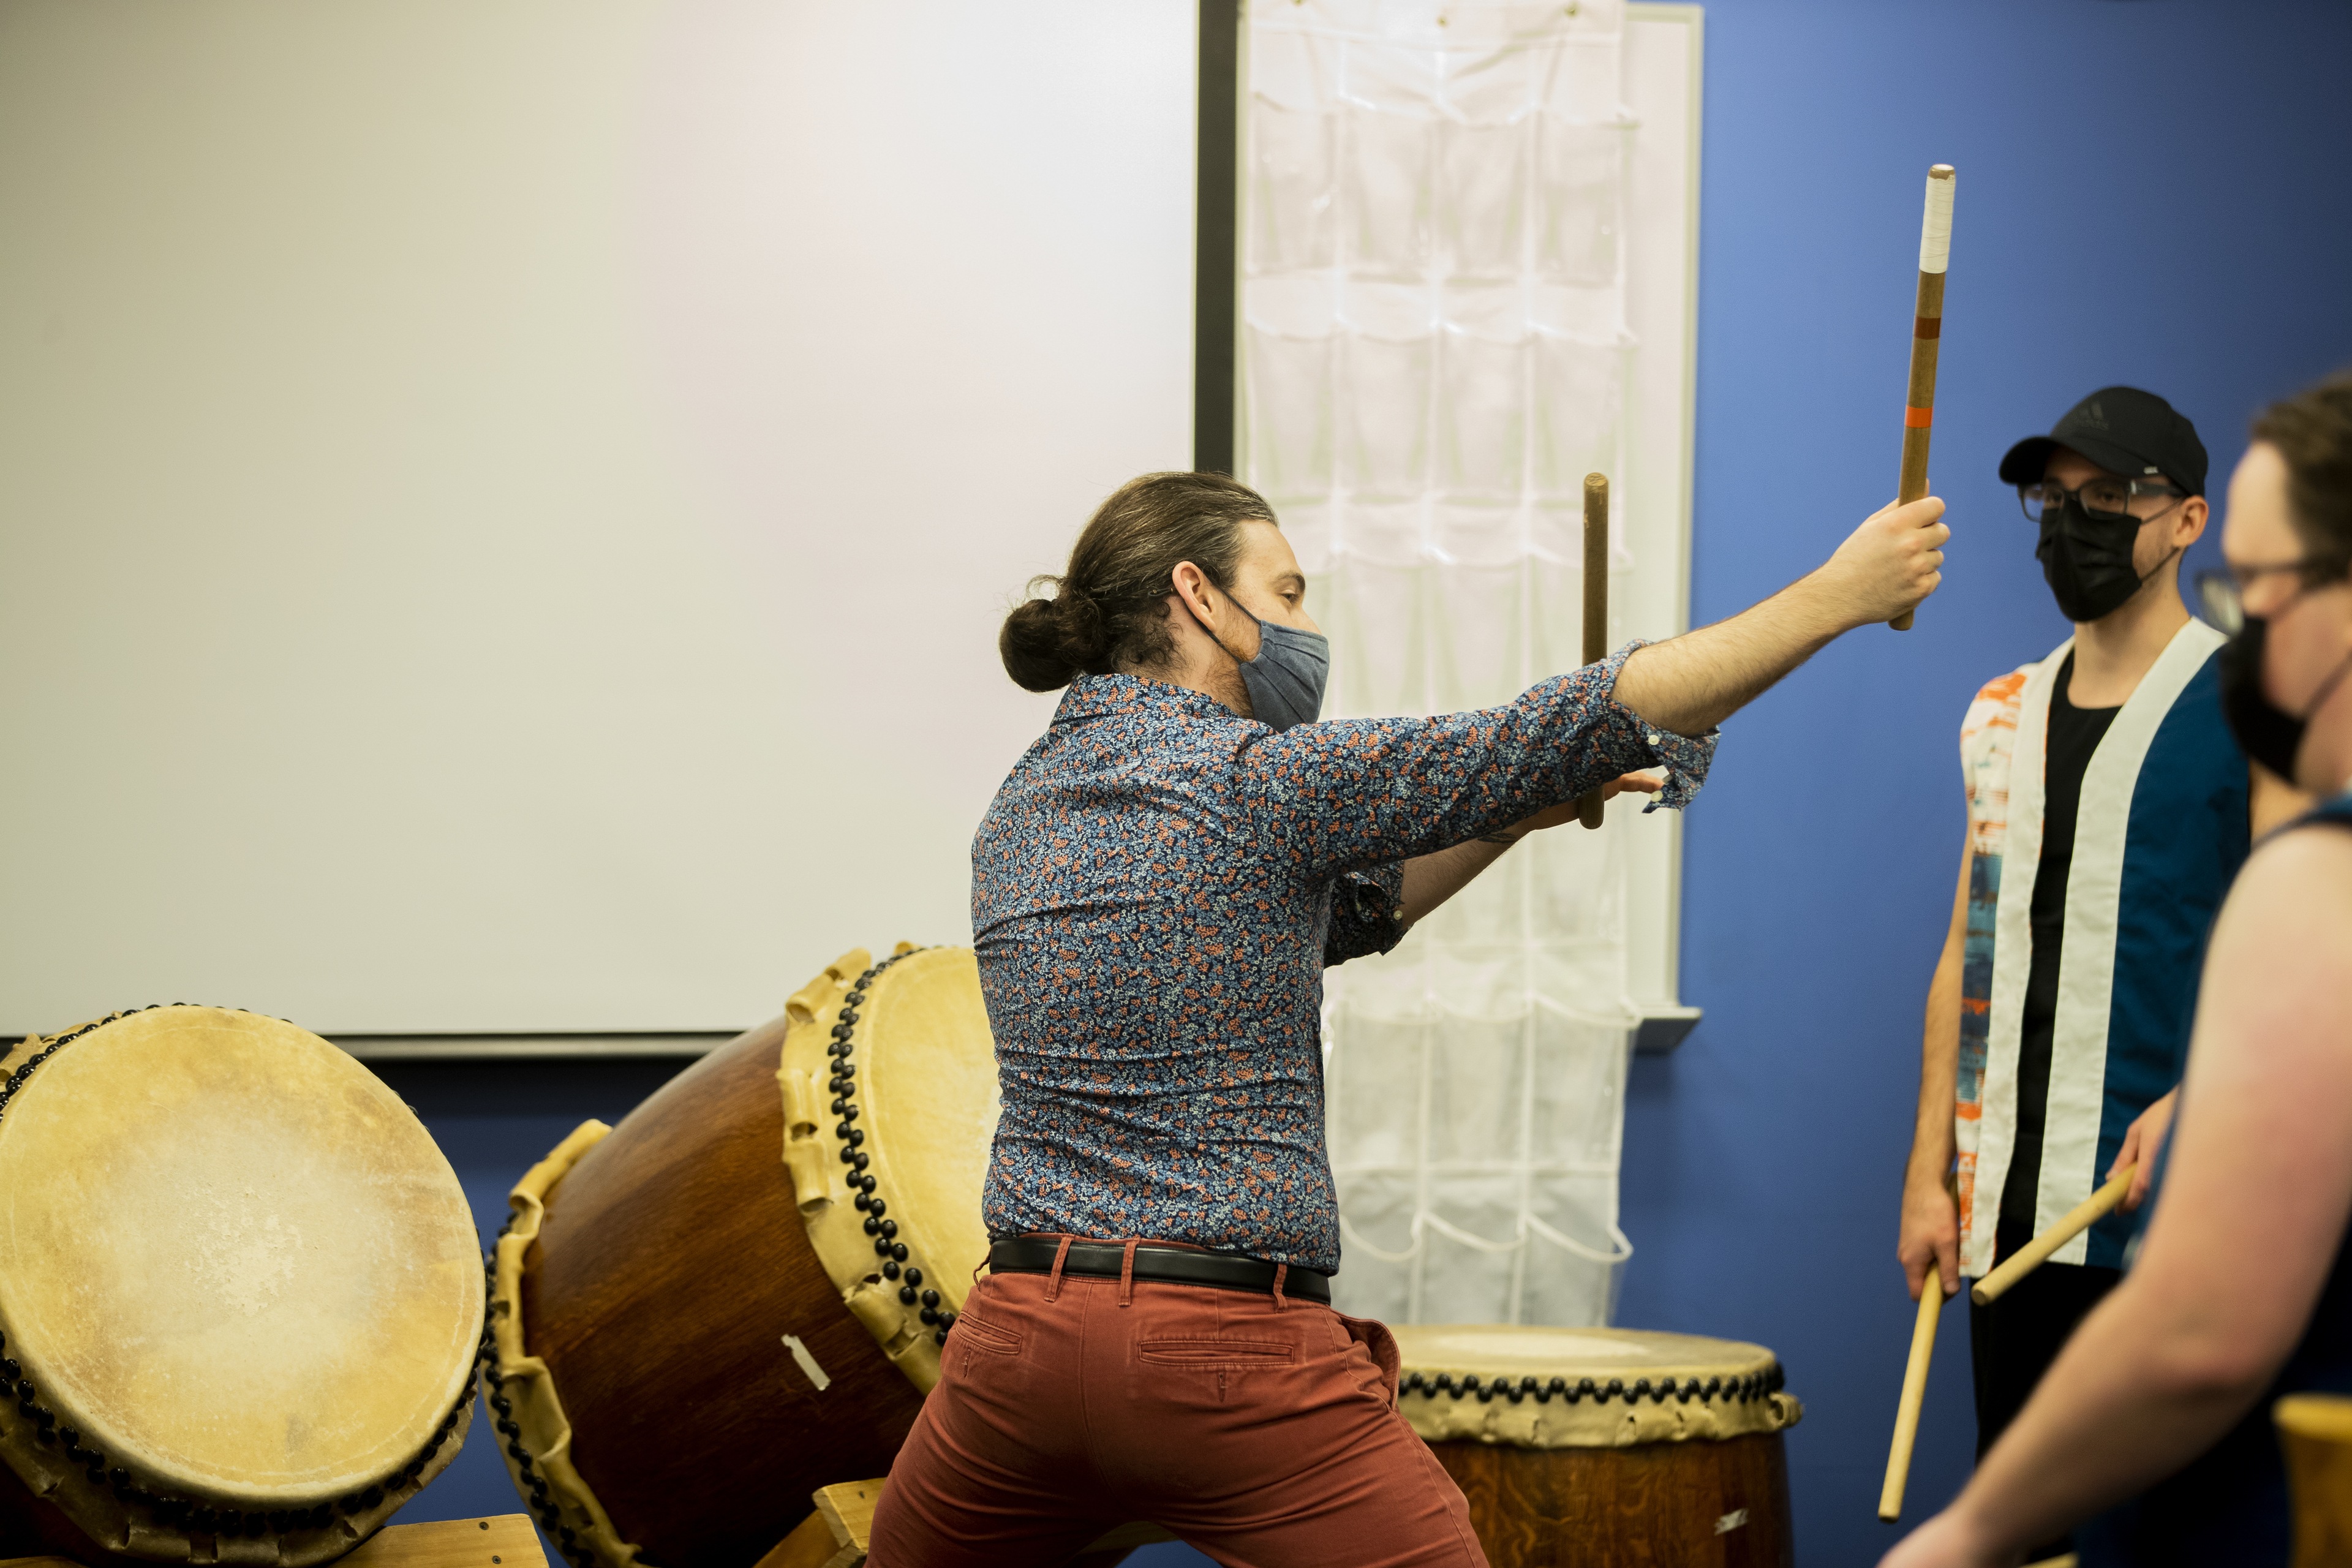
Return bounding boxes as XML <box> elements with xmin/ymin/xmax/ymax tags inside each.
<box><xmin>1235</xmin><ymin>617</ymin><xmax>1331</xmax><ymax>730</ymax></box>
<box><xmin>1189</xmin><ymin>602</ymin><xmax>1330</xmax><ymax>729</ymax></box>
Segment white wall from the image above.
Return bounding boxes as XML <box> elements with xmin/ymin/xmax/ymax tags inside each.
<box><xmin>1619</xmin><ymin>4</ymin><xmax>1703</xmax><ymax>1033</ymax></box>
<box><xmin>0</xmin><ymin>0</ymin><xmax>1196</xmax><ymax>1036</ymax></box>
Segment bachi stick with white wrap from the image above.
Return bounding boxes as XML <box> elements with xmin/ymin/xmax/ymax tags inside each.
<box><xmin>1889</xmin><ymin>164</ymin><xmax>1955</xmax><ymax>632</ymax></box>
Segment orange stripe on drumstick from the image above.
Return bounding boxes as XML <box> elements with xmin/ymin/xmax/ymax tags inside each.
<box><xmin>1888</xmin><ymin>164</ymin><xmax>1955</xmax><ymax>633</ymax></box>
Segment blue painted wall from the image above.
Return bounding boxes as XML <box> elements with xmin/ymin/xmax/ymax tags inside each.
<box><xmin>1619</xmin><ymin>1</ymin><xmax>2352</xmax><ymax>1565</ymax></box>
<box><xmin>382</xmin><ymin>1062</ymin><xmax>683</xmax><ymax>1547</ymax></box>
<box><xmin>391</xmin><ymin>4</ymin><xmax>2352</xmax><ymax>1566</ymax></box>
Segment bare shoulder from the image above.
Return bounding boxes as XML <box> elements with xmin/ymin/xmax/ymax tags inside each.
<box><xmin>2237</xmin><ymin>820</ymin><xmax>2352</xmax><ymax>899</ymax></box>
<box><xmin>2212</xmin><ymin>823</ymin><xmax>2352</xmax><ymax>975</ymax></box>
<box><xmin>2181</xmin><ymin>826</ymin><xmax>2352</xmax><ymax>1136</ymax></box>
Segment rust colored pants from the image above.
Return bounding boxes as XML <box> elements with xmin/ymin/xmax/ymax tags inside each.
<box><xmin>868</xmin><ymin>1249</ymin><xmax>1487</xmax><ymax>1568</ymax></box>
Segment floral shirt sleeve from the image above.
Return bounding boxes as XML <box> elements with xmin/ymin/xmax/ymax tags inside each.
<box><xmin>1226</xmin><ymin>642</ymin><xmax>1713</xmax><ymax>878</ymax></box>
<box><xmin>970</xmin><ymin>639</ymin><xmax>1715</xmax><ymax>1272</ymax></box>
<box><xmin>1323</xmin><ymin>864</ymin><xmax>1406</xmax><ymax>966</ymax></box>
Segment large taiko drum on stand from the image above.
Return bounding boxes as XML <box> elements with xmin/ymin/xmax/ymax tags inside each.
<box><xmin>1392</xmin><ymin>1324</ymin><xmax>1803</xmax><ymax>1567</ymax></box>
<box><xmin>0</xmin><ymin>1008</ymin><xmax>484</xmax><ymax>1567</ymax></box>
<box><xmin>489</xmin><ymin>945</ymin><xmax>998</xmax><ymax>1568</ymax></box>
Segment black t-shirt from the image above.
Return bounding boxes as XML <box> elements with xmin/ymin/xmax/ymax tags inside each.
<box><xmin>1997</xmin><ymin>651</ymin><xmax>2120</xmax><ymax>1256</ymax></box>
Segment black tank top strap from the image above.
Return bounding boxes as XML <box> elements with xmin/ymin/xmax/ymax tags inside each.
<box><xmin>2284</xmin><ymin>790</ymin><xmax>2352</xmax><ymax>835</ymax></box>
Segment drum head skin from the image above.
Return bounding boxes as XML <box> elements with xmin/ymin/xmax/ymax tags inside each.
<box><xmin>778</xmin><ymin>946</ymin><xmax>1000</xmax><ymax>1393</ymax></box>
<box><xmin>0</xmin><ymin>1008</ymin><xmax>484</xmax><ymax>1509</ymax></box>
<box><xmin>1392</xmin><ymin>1324</ymin><xmax>1801</xmax><ymax>1449</ymax></box>
<box><xmin>854</xmin><ymin>948</ymin><xmax>998</xmax><ymax>1298</ymax></box>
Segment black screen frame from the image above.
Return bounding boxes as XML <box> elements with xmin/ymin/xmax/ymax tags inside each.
<box><xmin>1194</xmin><ymin>0</ymin><xmax>1242</xmax><ymax>474</ymax></box>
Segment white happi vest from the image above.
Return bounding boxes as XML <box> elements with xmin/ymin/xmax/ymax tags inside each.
<box><xmin>1956</xmin><ymin>618</ymin><xmax>2245</xmax><ymax>1278</ymax></box>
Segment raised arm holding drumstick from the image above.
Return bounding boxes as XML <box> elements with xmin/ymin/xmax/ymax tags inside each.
<box><xmin>874</xmin><ymin>462</ymin><xmax>1946</xmax><ymax>1566</ymax></box>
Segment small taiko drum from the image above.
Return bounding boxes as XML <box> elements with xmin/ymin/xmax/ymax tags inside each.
<box><xmin>0</xmin><ymin>1008</ymin><xmax>484</xmax><ymax>1567</ymax></box>
<box><xmin>1393</xmin><ymin>1324</ymin><xmax>1802</xmax><ymax>1568</ymax></box>
<box><xmin>2276</xmin><ymin>1393</ymin><xmax>2352</xmax><ymax>1568</ymax></box>
<box><xmin>490</xmin><ymin>944</ymin><xmax>998</xmax><ymax>1568</ymax></box>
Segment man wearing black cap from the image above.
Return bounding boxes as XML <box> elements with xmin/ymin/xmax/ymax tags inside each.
<box><xmin>1896</xmin><ymin>388</ymin><xmax>2299</xmax><ymax>1525</ymax></box>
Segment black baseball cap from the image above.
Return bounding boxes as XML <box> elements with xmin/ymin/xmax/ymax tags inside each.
<box><xmin>1997</xmin><ymin>386</ymin><xmax>2209</xmax><ymax>496</ymax></box>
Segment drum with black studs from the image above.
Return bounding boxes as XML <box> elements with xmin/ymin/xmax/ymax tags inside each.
<box><xmin>1393</xmin><ymin>1323</ymin><xmax>1802</xmax><ymax>1567</ymax></box>
<box><xmin>0</xmin><ymin>1006</ymin><xmax>483</xmax><ymax>1567</ymax></box>
<box><xmin>489</xmin><ymin>944</ymin><xmax>999</xmax><ymax>1568</ymax></box>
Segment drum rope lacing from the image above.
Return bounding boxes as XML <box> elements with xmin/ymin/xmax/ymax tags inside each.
<box><xmin>481</xmin><ymin>1254</ymin><xmax>577</xmax><ymax>1564</ymax></box>
<box><xmin>1396</xmin><ymin>1362</ymin><xmax>1786</xmax><ymax>1407</ymax></box>
<box><xmin>484</xmin><ymin>1128</ymin><xmax>626</xmax><ymax>1568</ymax></box>
<box><xmin>0</xmin><ymin>1008</ymin><xmax>486</xmax><ymax>1545</ymax></box>
<box><xmin>827</xmin><ymin>948</ymin><xmax>961</xmax><ymax>1348</ymax></box>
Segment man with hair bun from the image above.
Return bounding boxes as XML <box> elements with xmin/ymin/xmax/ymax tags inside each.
<box><xmin>872</xmin><ymin>469</ymin><xmax>1949</xmax><ymax>1567</ymax></box>
<box><xmin>1885</xmin><ymin>371</ymin><xmax>2352</xmax><ymax>1568</ymax></box>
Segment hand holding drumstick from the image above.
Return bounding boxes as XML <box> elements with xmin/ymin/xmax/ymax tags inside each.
<box><xmin>2110</xmin><ymin>1088</ymin><xmax>2177</xmax><ymax>1213</ymax></box>
<box><xmin>1394</xmin><ymin>774</ymin><xmax>1663</xmax><ymax>925</ymax></box>
<box><xmin>1885</xmin><ymin>1095</ymin><xmax>2180</xmax><ymax>1520</ymax></box>
<box><xmin>1888</xmin><ymin>1115</ymin><xmax>2170</xmax><ymax>1519</ymax></box>
<box><xmin>1506</xmin><ymin>773</ymin><xmax>1666</xmax><ymax>835</ymax></box>
<box><xmin>1972</xmin><ymin>1090</ymin><xmax>2179</xmax><ymax>1306</ymax></box>
<box><xmin>1899</xmin><ymin>1170</ymin><xmax>1960</xmax><ymax>1306</ymax></box>
<box><xmin>1882</xmin><ymin>1175</ymin><xmax>1958</xmax><ymax>1521</ymax></box>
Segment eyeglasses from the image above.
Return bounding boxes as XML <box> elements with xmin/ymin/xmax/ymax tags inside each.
<box><xmin>2018</xmin><ymin>478</ymin><xmax>2187</xmax><ymax>525</ymax></box>
<box><xmin>2193</xmin><ymin>558</ymin><xmax>2347</xmax><ymax>635</ymax></box>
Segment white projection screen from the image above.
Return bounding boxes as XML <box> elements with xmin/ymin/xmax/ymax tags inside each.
<box><xmin>0</xmin><ymin>1</ymin><xmax>1196</xmax><ymax>1044</ymax></box>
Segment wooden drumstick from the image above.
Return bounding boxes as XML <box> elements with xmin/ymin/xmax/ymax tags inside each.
<box><xmin>1577</xmin><ymin>472</ymin><xmax>1608</xmax><ymax>829</ymax></box>
<box><xmin>1970</xmin><ymin>1164</ymin><xmax>2136</xmax><ymax>1306</ymax></box>
<box><xmin>1879</xmin><ymin>1275</ymin><xmax>1945</xmax><ymax>1521</ymax></box>
<box><xmin>1889</xmin><ymin>164</ymin><xmax>1955</xmax><ymax>633</ymax></box>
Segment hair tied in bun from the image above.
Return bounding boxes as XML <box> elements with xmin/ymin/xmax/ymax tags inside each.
<box><xmin>995</xmin><ymin>472</ymin><xmax>1278</xmax><ymax>692</ymax></box>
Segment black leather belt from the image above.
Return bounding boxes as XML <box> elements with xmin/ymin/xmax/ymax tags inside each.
<box><xmin>988</xmin><ymin>1237</ymin><xmax>1332</xmax><ymax>1303</ymax></box>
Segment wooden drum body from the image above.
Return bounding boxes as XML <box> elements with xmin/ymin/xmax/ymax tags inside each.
<box><xmin>0</xmin><ymin>1008</ymin><xmax>483</xmax><ymax>1567</ymax></box>
<box><xmin>2277</xmin><ymin>1393</ymin><xmax>2352</xmax><ymax>1568</ymax></box>
<box><xmin>1393</xmin><ymin>1325</ymin><xmax>1802</xmax><ymax>1568</ymax></box>
<box><xmin>492</xmin><ymin>946</ymin><xmax>999</xmax><ymax>1568</ymax></box>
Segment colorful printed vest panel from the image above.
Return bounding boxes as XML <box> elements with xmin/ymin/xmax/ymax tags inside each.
<box><xmin>1955</xmin><ymin>620</ymin><xmax>2247</xmax><ymax>1277</ymax></box>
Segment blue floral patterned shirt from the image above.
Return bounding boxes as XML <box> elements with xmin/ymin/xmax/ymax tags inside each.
<box><xmin>972</xmin><ymin>642</ymin><xmax>1714</xmax><ymax>1272</ymax></box>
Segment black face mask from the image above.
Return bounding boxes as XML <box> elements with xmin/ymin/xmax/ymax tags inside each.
<box><xmin>2220</xmin><ymin>612</ymin><xmax>2352</xmax><ymax>788</ymax></box>
<box><xmin>2037</xmin><ymin>500</ymin><xmax>2162</xmax><ymax>623</ymax></box>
